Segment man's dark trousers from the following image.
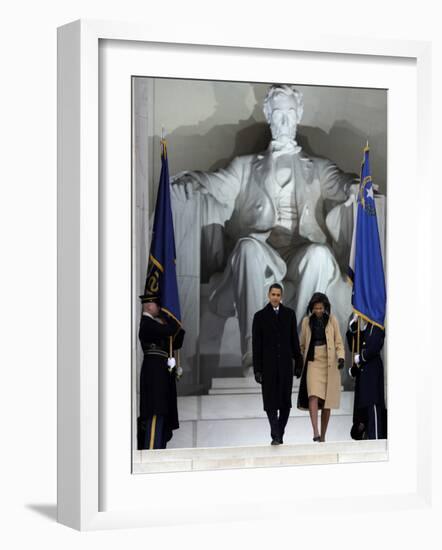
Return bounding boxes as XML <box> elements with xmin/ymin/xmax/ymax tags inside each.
<box><xmin>266</xmin><ymin>408</ymin><xmax>291</xmax><ymax>442</ymax></box>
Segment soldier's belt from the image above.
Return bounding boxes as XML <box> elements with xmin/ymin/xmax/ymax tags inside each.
<box><xmin>143</xmin><ymin>343</ymin><xmax>168</xmax><ymax>359</ymax></box>
<box><xmin>143</xmin><ymin>350</ymin><xmax>168</xmax><ymax>359</ymax></box>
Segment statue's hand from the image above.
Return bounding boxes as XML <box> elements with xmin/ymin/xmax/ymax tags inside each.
<box><xmin>344</xmin><ymin>182</ymin><xmax>360</xmax><ymax>206</ymax></box>
<box><xmin>170</xmin><ymin>172</ymin><xmax>205</xmax><ymax>201</ymax></box>
<box><xmin>345</xmin><ymin>181</ymin><xmax>380</xmax><ymax>207</ymax></box>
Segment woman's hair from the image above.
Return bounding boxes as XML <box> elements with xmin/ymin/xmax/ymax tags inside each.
<box><xmin>307</xmin><ymin>292</ymin><xmax>331</xmax><ymax>315</ymax></box>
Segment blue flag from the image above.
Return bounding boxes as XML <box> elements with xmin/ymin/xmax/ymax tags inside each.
<box><xmin>142</xmin><ymin>140</ymin><xmax>182</xmax><ymax>325</ymax></box>
<box><xmin>348</xmin><ymin>144</ymin><xmax>386</xmax><ymax>329</ymax></box>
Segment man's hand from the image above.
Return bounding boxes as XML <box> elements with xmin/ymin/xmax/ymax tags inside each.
<box><xmin>338</xmin><ymin>358</ymin><xmax>345</xmax><ymax>370</ymax></box>
<box><xmin>254</xmin><ymin>372</ymin><xmax>262</xmax><ymax>384</ymax></box>
<box><xmin>294</xmin><ymin>365</ymin><xmax>302</xmax><ymax>379</ymax></box>
<box><xmin>354</xmin><ymin>353</ymin><xmax>360</xmax><ymax>365</ymax></box>
<box><xmin>294</xmin><ymin>355</ymin><xmax>303</xmax><ymax>378</ymax></box>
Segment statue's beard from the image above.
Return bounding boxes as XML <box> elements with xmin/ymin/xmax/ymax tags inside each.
<box><xmin>270</xmin><ymin>123</ymin><xmax>297</xmax><ymax>143</ymax></box>
<box><xmin>270</xmin><ymin>132</ymin><xmax>301</xmax><ymax>155</ymax></box>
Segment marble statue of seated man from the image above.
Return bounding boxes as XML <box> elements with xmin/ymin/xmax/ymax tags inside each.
<box><xmin>171</xmin><ymin>84</ymin><xmax>359</xmax><ymax>376</ymax></box>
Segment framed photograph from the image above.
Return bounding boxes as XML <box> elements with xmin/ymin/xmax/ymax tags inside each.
<box><xmin>131</xmin><ymin>76</ymin><xmax>388</xmax><ymax>464</ymax></box>
<box><xmin>57</xmin><ymin>19</ymin><xmax>432</xmax><ymax>530</ymax></box>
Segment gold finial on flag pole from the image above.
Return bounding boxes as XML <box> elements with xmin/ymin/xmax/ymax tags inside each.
<box><xmin>161</xmin><ymin>126</ymin><xmax>167</xmax><ymax>157</ymax></box>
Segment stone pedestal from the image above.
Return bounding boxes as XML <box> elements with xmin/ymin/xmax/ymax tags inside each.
<box><xmin>168</xmin><ymin>377</ymin><xmax>354</xmax><ymax>449</ymax></box>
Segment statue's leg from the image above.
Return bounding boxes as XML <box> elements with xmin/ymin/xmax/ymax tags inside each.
<box><xmin>229</xmin><ymin>237</ymin><xmax>287</xmax><ymax>376</ymax></box>
<box><xmin>286</xmin><ymin>243</ymin><xmax>352</xmax><ymax>332</ymax></box>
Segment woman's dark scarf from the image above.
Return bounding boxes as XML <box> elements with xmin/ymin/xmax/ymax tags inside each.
<box><xmin>306</xmin><ymin>293</ymin><xmax>331</xmax><ymax>362</ymax></box>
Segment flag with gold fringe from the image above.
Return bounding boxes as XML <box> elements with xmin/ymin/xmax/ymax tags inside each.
<box><xmin>141</xmin><ymin>140</ymin><xmax>182</xmax><ymax>326</ymax></box>
<box><xmin>347</xmin><ymin>143</ymin><xmax>386</xmax><ymax>329</ymax></box>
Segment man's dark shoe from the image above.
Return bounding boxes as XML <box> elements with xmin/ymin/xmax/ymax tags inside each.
<box><xmin>271</xmin><ymin>439</ymin><xmax>281</xmax><ymax>445</ymax></box>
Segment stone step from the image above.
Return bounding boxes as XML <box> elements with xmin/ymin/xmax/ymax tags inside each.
<box><xmin>209</xmin><ymin>385</ymin><xmax>344</xmax><ymax>395</ymax></box>
<box><xmin>177</xmin><ymin>391</ymin><xmax>353</xmax><ymax>421</ymax></box>
<box><xmin>209</xmin><ymin>387</ymin><xmax>264</xmax><ymax>395</ymax></box>
<box><xmin>167</xmin><ymin>412</ymin><xmax>355</xmax><ymax>449</ymax></box>
<box><xmin>137</xmin><ymin>438</ymin><xmax>386</xmax><ymax>460</ymax></box>
<box><xmin>133</xmin><ymin>438</ymin><xmax>387</xmax><ymax>473</ymax></box>
<box><xmin>211</xmin><ymin>377</ymin><xmax>264</xmax><ymax>389</ymax></box>
<box><xmin>211</xmin><ymin>376</ymin><xmax>300</xmax><ymax>390</ymax></box>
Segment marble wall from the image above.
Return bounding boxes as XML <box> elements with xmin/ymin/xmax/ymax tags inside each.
<box><xmin>146</xmin><ymin>78</ymin><xmax>387</xmax><ymax>203</ymax></box>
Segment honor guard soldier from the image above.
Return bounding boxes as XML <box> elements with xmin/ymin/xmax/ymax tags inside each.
<box><xmin>347</xmin><ymin>315</ymin><xmax>386</xmax><ymax>440</ymax></box>
<box><xmin>137</xmin><ymin>296</ymin><xmax>185</xmax><ymax>450</ymax></box>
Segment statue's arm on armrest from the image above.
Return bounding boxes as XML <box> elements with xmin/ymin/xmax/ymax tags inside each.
<box><xmin>317</xmin><ymin>158</ymin><xmax>359</xmax><ymax>203</ymax></box>
<box><xmin>318</xmin><ymin>157</ymin><xmax>383</xmax><ymax>206</ymax></box>
<box><xmin>170</xmin><ymin>157</ymin><xmax>243</xmax><ymax>207</ymax></box>
<box><xmin>170</xmin><ymin>170</ymin><xmax>208</xmax><ymax>201</ymax></box>
<box><xmin>315</xmin><ymin>158</ymin><xmax>359</xmax><ymax>269</ymax></box>
<box><xmin>170</xmin><ymin>157</ymin><xmax>244</xmax><ymax>281</ymax></box>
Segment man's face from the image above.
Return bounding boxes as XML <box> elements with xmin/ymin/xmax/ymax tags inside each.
<box><xmin>268</xmin><ymin>288</ymin><xmax>282</xmax><ymax>308</ymax></box>
<box><xmin>144</xmin><ymin>302</ymin><xmax>160</xmax><ymax>317</ymax></box>
<box><xmin>268</xmin><ymin>93</ymin><xmax>298</xmax><ymax>144</ymax></box>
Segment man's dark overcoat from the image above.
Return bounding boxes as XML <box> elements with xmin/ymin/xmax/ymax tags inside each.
<box><xmin>138</xmin><ymin>314</ymin><xmax>185</xmax><ymax>440</ymax></box>
<box><xmin>346</xmin><ymin>323</ymin><xmax>386</xmax><ymax>415</ymax></box>
<box><xmin>252</xmin><ymin>302</ymin><xmax>302</xmax><ymax>411</ymax></box>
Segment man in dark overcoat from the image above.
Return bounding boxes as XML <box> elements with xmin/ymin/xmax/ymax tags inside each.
<box><xmin>347</xmin><ymin>316</ymin><xmax>386</xmax><ymax>440</ymax></box>
<box><xmin>138</xmin><ymin>297</ymin><xmax>185</xmax><ymax>450</ymax></box>
<box><xmin>252</xmin><ymin>283</ymin><xmax>303</xmax><ymax>445</ymax></box>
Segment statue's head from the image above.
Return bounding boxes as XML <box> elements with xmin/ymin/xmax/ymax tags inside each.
<box><xmin>263</xmin><ymin>84</ymin><xmax>304</xmax><ymax>144</ymax></box>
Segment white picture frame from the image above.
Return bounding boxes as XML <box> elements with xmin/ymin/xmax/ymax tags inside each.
<box><xmin>57</xmin><ymin>19</ymin><xmax>433</xmax><ymax>531</ymax></box>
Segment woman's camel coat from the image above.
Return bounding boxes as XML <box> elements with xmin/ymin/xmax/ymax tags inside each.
<box><xmin>297</xmin><ymin>314</ymin><xmax>345</xmax><ymax>410</ymax></box>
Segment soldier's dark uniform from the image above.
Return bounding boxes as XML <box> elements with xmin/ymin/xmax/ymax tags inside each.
<box><xmin>137</xmin><ymin>313</ymin><xmax>185</xmax><ymax>450</ymax></box>
<box><xmin>347</xmin><ymin>320</ymin><xmax>386</xmax><ymax>440</ymax></box>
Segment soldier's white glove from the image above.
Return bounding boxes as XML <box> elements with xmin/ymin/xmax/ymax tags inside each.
<box><xmin>354</xmin><ymin>353</ymin><xmax>360</xmax><ymax>365</ymax></box>
<box><xmin>176</xmin><ymin>365</ymin><xmax>183</xmax><ymax>380</ymax></box>
<box><xmin>167</xmin><ymin>357</ymin><xmax>176</xmax><ymax>372</ymax></box>
<box><xmin>348</xmin><ymin>313</ymin><xmax>359</xmax><ymax>331</ymax></box>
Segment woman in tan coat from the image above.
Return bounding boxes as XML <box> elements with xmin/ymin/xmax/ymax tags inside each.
<box><xmin>297</xmin><ymin>293</ymin><xmax>345</xmax><ymax>442</ymax></box>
